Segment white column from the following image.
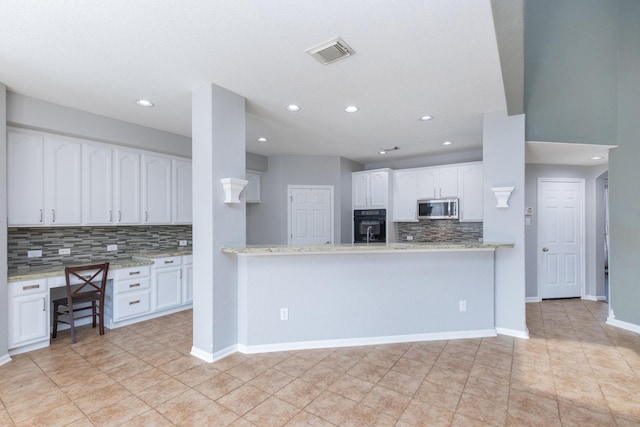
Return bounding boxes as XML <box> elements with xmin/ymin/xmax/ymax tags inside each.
<box><xmin>191</xmin><ymin>83</ymin><xmax>246</xmax><ymax>362</ymax></box>
<box><xmin>482</xmin><ymin>110</ymin><xmax>528</xmax><ymax>338</ymax></box>
<box><xmin>0</xmin><ymin>83</ymin><xmax>9</xmax><ymax>365</ymax></box>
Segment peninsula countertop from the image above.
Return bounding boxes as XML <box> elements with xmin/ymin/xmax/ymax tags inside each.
<box><xmin>222</xmin><ymin>242</ymin><xmax>514</xmax><ymax>255</ymax></box>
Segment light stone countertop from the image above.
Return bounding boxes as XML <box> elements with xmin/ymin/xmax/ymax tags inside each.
<box><xmin>8</xmin><ymin>258</ymin><xmax>154</xmax><ymax>282</ymax></box>
<box><xmin>129</xmin><ymin>248</ymin><xmax>193</xmax><ymax>259</ymax></box>
<box><xmin>222</xmin><ymin>242</ymin><xmax>514</xmax><ymax>255</ymax></box>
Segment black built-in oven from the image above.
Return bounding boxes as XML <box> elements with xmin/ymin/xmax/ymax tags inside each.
<box><xmin>353</xmin><ymin>209</ymin><xmax>386</xmax><ymax>243</ymax></box>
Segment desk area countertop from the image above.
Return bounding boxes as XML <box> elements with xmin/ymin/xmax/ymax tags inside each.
<box><xmin>8</xmin><ymin>248</ymin><xmax>192</xmax><ymax>282</ymax></box>
<box><xmin>223</xmin><ymin>242</ymin><xmax>513</xmax><ymax>255</ymax></box>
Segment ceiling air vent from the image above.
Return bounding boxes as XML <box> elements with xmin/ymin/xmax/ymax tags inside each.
<box><xmin>306</xmin><ymin>37</ymin><xmax>356</xmax><ymax>65</ymax></box>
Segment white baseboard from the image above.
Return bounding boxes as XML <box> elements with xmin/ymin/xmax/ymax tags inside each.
<box><xmin>237</xmin><ymin>329</ymin><xmax>498</xmax><ymax>354</ymax></box>
<box><xmin>526</xmin><ymin>297</ymin><xmax>541</xmax><ymax>303</ymax></box>
<box><xmin>495</xmin><ymin>327</ymin><xmax>530</xmax><ymax>339</ymax></box>
<box><xmin>8</xmin><ymin>339</ymin><xmax>49</xmax><ymax>356</ymax></box>
<box><xmin>606</xmin><ymin>317</ymin><xmax>640</xmax><ymax>334</ymax></box>
<box><xmin>191</xmin><ymin>344</ymin><xmax>238</xmax><ymax>363</ymax></box>
<box><xmin>582</xmin><ymin>295</ymin><xmax>607</xmax><ymax>302</ymax></box>
<box><xmin>0</xmin><ymin>353</ymin><xmax>12</xmax><ymax>367</ymax></box>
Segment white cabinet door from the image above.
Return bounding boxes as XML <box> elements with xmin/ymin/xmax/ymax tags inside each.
<box><xmin>172</xmin><ymin>159</ymin><xmax>192</xmax><ymax>224</ymax></box>
<box><xmin>8</xmin><ymin>130</ymin><xmax>45</xmax><ymax>225</ymax></box>
<box><xmin>439</xmin><ymin>167</ymin><xmax>459</xmax><ymax>198</ymax></box>
<box><xmin>9</xmin><ymin>281</ymin><xmax>49</xmax><ymax>349</ymax></box>
<box><xmin>458</xmin><ymin>163</ymin><xmax>483</xmax><ymax>222</ymax></box>
<box><xmin>352</xmin><ymin>172</ymin><xmax>370</xmax><ymax>209</ymax></box>
<box><xmin>44</xmin><ymin>136</ymin><xmax>83</xmax><ymax>225</ymax></box>
<box><xmin>369</xmin><ymin>170</ymin><xmax>389</xmax><ymax>208</ymax></box>
<box><xmin>153</xmin><ymin>267</ymin><xmax>182</xmax><ymax>311</ymax></box>
<box><xmin>245</xmin><ymin>170</ymin><xmax>262</xmax><ymax>203</ymax></box>
<box><xmin>141</xmin><ymin>154</ymin><xmax>172</xmax><ymax>224</ymax></box>
<box><xmin>114</xmin><ymin>149</ymin><xmax>141</xmax><ymax>224</ymax></box>
<box><xmin>392</xmin><ymin>170</ymin><xmax>418</xmax><ymax>222</ymax></box>
<box><xmin>182</xmin><ymin>261</ymin><xmax>193</xmax><ymax>304</ymax></box>
<box><xmin>83</xmin><ymin>144</ymin><xmax>114</xmax><ymax>224</ymax></box>
<box><xmin>417</xmin><ymin>168</ymin><xmax>438</xmax><ymax>199</ymax></box>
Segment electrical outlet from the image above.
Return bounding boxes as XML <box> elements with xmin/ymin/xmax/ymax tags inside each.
<box><xmin>27</xmin><ymin>250</ymin><xmax>42</xmax><ymax>258</ymax></box>
<box><xmin>58</xmin><ymin>248</ymin><xmax>71</xmax><ymax>255</ymax></box>
<box><xmin>406</xmin><ymin>235</ymin><xmax>413</xmax><ymax>241</ymax></box>
<box><xmin>459</xmin><ymin>300</ymin><xmax>467</xmax><ymax>312</ymax></box>
<box><xmin>280</xmin><ymin>308</ymin><xmax>289</xmax><ymax>321</ymax></box>
<box><xmin>107</xmin><ymin>244</ymin><xmax>118</xmax><ymax>251</ymax></box>
<box><xmin>179</xmin><ymin>240</ymin><xmax>188</xmax><ymax>246</ymax></box>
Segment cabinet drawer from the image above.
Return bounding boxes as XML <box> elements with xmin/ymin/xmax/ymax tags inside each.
<box><xmin>153</xmin><ymin>256</ymin><xmax>182</xmax><ymax>268</ymax></box>
<box><xmin>114</xmin><ymin>277</ymin><xmax>150</xmax><ymax>294</ymax></box>
<box><xmin>10</xmin><ymin>280</ymin><xmax>47</xmax><ymax>297</ymax></box>
<box><xmin>114</xmin><ymin>289</ymin><xmax>151</xmax><ymax>320</ymax></box>
<box><xmin>114</xmin><ymin>265</ymin><xmax>150</xmax><ymax>280</ymax></box>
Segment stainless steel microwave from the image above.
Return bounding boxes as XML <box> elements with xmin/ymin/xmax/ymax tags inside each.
<box><xmin>417</xmin><ymin>199</ymin><xmax>459</xmax><ymax>219</ymax></box>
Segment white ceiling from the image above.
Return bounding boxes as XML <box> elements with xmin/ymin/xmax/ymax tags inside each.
<box><xmin>0</xmin><ymin>1</ymin><xmax>506</xmax><ymax>164</ymax></box>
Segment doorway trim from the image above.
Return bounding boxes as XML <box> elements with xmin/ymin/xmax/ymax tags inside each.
<box><xmin>287</xmin><ymin>185</ymin><xmax>334</xmax><ymax>245</ymax></box>
<box><xmin>537</xmin><ymin>177</ymin><xmax>586</xmax><ymax>299</ymax></box>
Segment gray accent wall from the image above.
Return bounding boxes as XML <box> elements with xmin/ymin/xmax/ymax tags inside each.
<box><xmin>246</xmin><ymin>155</ymin><xmax>361</xmax><ymax>245</ymax></box>
<box><xmin>524</xmin><ymin>164</ymin><xmax>608</xmax><ymax>300</ymax></box>
<box><xmin>524</xmin><ymin>0</ymin><xmax>640</xmax><ymax>327</ymax></box>
<box><xmin>0</xmin><ymin>83</ymin><xmax>8</xmax><ymax>361</ymax></box>
<box><xmin>7</xmin><ymin>93</ymin><xmax>191</xmax><ymax>157</ymax></box>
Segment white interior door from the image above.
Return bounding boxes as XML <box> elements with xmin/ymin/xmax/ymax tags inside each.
<box><xmin>538</xmin><ymin>179</ymin><xmax>585</xmax><ymax>299</ymax></box>
<box><xmin>289</xmin><ymin>186</ymin><xmax>333</xmax><ymax>245</ymax></box>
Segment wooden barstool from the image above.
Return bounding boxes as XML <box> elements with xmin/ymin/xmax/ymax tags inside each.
<box><xmin>52</xmin><ymin>262</ymin><xmax>110</xmax><ymax>344</ymax></box>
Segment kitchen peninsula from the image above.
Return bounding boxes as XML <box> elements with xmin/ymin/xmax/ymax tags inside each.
<box><xmin>224</xmin><ymin>242</ymin><xmax>513</xmax><ymax>354</ymax></box>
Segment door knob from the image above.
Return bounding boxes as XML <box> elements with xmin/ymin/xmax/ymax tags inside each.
<box><xmin>542</xmin><ymin>247</ymin><xmax>549</xmax><ymax>252</ymax></box>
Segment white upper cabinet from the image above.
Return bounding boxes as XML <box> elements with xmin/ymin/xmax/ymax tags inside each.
<box><xmin>458</xmin><ymin>162</ymin><xmax>483</xmax><ymax>222</ymax></box>
<box><xmin>82</xmin><ymin>143</ymin><xmax>114</xmax><ymax>225</ymax></box>
<box><xmin>352</xmin><ymin>169</ymin><xmax>389</xmax><ymax>209</ymax></box>
<box><xmin>114</xmin><ymin>149</ymin><xmax>142</xmax><ymax>224</ymax></box>
<box><xmin>8</xmin><ymin>130</ymin><xmax>45</xmax><ymax>225</ymax></box>
<box><xmin>141</xmin><ymin>154</ymin><xmax>172</xmax><ymax>224</ymax></box>
<box><xmin>172</xmin><ymin>158</ymin><xmax>192</xmax><ymax>224</ymax></box>
<box><xmin>8</xmin><ymin>130</ymin><xmax>82</xmax><ymax>226</ymax></box>
<box><xmin>392</xmin><ymin>170</ymin><xmax>418</xmax><ymax>222</ymax></box>
<box><xmin>417</xmin><ymin>166</ymin><xmax>458</xmax><ymax>199</ymax></box>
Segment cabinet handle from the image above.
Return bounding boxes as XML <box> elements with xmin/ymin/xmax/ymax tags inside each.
<box><xmin>129</xmin><ymin>283</ymin><xmax>140</xmax><ymax>288</ymax></box>
<box><xmin>39</xmin><ymin>209</ymin><xmax>43</xmax><ymax>223</ymax></box>
<box><xmin>51</xmin><ymin>209</ymin><xmax>56</xmax><ymax>223</ymax></box>
<box><xmin>433</xmin><ymin>189</ymin><xmax>436</xmax><ymax>197</ymax></box>
<box><xmin>109</xmin><ymin>210</ymin><xmax>113</xmax><ymax>223</ymax></box>
<box><xmin>439</xmin><ymin>188</ymin><xmax>442</xmax><ymax>198</ymax></box>
<box><xmin>118</xmin><ymin>211</ymin><xmax>122</xmax><ymax>222</ymax></box>
<box><xmin>42</xmin><ymin>297</ymin><xmax>46</xmax><ymax>311</ymax></box>
<box><xmin>129</xmin><ymin>300</ymin><xmax>140</xmax><ymax>305</ymax></box>
<box><xmin>23</xmin><ymin>284</ymin><xmax>40</xmax><ymax>291</ymax></box>
<box><xmin>129</xmin><ymin>271</ymin><xmax>140</xmax><ymax>276</ymax></box>
<box><xmin>164</xmin><ymin>260</ymin><xmax>174</xmax><ymax>264</ymax></box>
<box><xmin>145</xmin><ymin>211</ymin><xmax>148</xmax><ymax>222</ymax></box>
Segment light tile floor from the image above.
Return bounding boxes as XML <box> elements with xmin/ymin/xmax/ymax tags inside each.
<box><xmin>1</xmin><ymin>299</ymin><xmax>640</xmax><ymax>426</ymax></box>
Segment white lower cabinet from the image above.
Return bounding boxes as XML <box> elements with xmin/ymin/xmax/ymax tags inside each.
<box><xmin>110</xmin><ymin>266</ymin><xmax>152</xmax><ymax>322</ymax></box>
<box><xmin>152</xmin><ymin>256</ymin><xmax>183</xmax><ymax>311</ymax></box>
<box><xmin>182</xmin><ymin>255</ymin><xmax>193</xmax><ymax>304</ymax></box>
<box><xmin>8</xmin><ymin>280</ymin><xmax>49</xmax><ymax>350</ymax></box>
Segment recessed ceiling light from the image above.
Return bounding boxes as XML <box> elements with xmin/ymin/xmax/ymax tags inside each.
<box><xmin>379</xmin><ymin>150</ymin><xmax>387</xmax><ymax>155</ymax></box>
<box><xmin>419</xmin><ymin>115</ymin><xmax>434</xmax><ymax>121</ymax></box>
<box><xmin>136</xmin><ymin>99</ymin><xmax>154</xmax><ymax>107</ymax></box>
<box><xmin>345</xmin><ymin>106</ymin><xmax>359</xmax><ymax>113</ymax></box>
<box><xmin>443</xmin><ymin>141</ymin><xmax>453</xmax><ymax>146</ymax></box>
<box><xmin>590</xmin><ymin>156</ymin><xmax>604</xmax><ymax>160</ymax></box>
<box><xmin>257</xmin><ymin>137</ymin><xmax>268</xmax><ymax>142</ymax></box>
<box><xmin>286</xmin><ymin>104</ymin><xmax>301</xmax><ymax>112</ymax></box>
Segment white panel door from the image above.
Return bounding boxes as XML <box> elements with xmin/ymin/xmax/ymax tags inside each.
<box><xmin>142</xmin><ymin>154</ymin><xmax>172</xmax><ymax>224</ymax></box>
<box><xmin>368</xmin><ymin>170</ymin><xmax>388</xmax><ymax>207</ymax></box>
<box><xmin>7</xmin><ymin>130</ymin><xmax>45</xmax><ymax>225</ymax></box>
<box><xmin>538</xmin><ymin>179</ymin><xmax>584</xmax><ymax>299</ymax></box>
<box><xmin>438</xmin><ymin>167</ymin><xmax>459</xmax><ymax>198</ymax></box>
<box><xmin>83</xmin><ymin>144</ymin><xmax>114</xmax><ymax>224</ymax></box>
<box><xmin>352</xmin><ymin>172</ymin><xmax>370</xmax><ymax>208</ymax></box>
<box><xmin>172</xmin><ymin>158</ymin><xmax>192</xmax><ymax>224</ymax></box>
<box><xmin>114</xmin><ymin>149</ymin><xmax>141</xmax><ymax>224</ymax></box>
<box><xmin>289</xmin><ymin>186</ymin><xmax>333</xmax><ymax>245</ymax></box>
<box><xmin>44</xmin><ymin>136</ymin><xmax>83</xmax><ymax>225</ymax></box>
<box><xmin>153</xmin><ymin>267</ymin><xmax>182</xmax><ymax>310</ymax></box>
<box><xmin>458</xmin><ymin>163</ymin><xmax>483</xmax><ymax>222</ymax></box>
<box><xmin>417</xmin><ymin>168</ymin><xmax>439</xmax><ymax>199</ymax></box>
<box><xmin>392</xmin><ymin>170</ymin><xmax>418</xmax><ymax>222</ymax></box>
<box><xmin>9</xmin><ymin>292</ymin><xmax>49</xmax><ymax>348</ymax></box>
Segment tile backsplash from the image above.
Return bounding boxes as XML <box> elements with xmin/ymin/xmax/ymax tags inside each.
<box><xmin>8</xmin><ymin>225</ymin><xmax>192</xmax><ymax>269</ymax></box>
<box><xmin>395</xmin><ymin>220</ymin><xmax>483</xmax><ymax>243</ymax></box>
